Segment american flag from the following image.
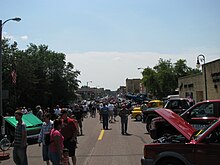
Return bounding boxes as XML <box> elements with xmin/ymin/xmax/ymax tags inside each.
<box><xmin>11</xmin><ymin>70</ymin><xmax>17</xmax><ymax>84</ymax></box>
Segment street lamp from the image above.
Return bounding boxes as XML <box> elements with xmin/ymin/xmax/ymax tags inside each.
<box><xmin>196</xmin><ymin>54</ymin><xmax>207</xmax><ymax>100</ymax></box>
<box><xmin>0</xmin><ymin>17</ymin><xmax>21</xmax><ymax>134</ymax></box>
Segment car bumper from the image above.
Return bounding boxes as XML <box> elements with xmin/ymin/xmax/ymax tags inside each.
<box><xmin>141</xmin><ymin>157</ymin><xmax>154</xmax><ymax>165</ymax></box>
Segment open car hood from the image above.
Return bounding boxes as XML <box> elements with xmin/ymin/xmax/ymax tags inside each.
<box><xmin>155</xmin><ymin>108</ymin><xmax>196</xmax><ymax>140</ymax></box>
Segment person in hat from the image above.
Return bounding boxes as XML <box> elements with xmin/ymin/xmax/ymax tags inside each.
<box><xmin>13</xmin><ymin>110</ymin><xmax>28</xmax><ymax>165</ymax></box>
<box><xmin>60</xmin><ymin>109</ymin><xmax>78</xmax><ymax>165</ymax></box>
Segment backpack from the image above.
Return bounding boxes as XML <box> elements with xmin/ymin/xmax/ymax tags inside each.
<box><xmin>44</xmin><ymin>130</ymin><xmax>53</xmax><ymax>146</ymax></box>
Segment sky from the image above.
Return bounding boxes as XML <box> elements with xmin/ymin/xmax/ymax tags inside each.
<box><xmin>1</xmin><ymin>0</ymin><xmax>220</xmax><ymax>91</ymax></box>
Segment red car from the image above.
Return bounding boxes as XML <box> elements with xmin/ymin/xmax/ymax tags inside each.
<box><xmin>150</xmin><ymin>100</ymin><xmax>220</xmax><ymax>139</ymax></box>
<box><xmin>141</xmin><ymin>108</ymin><xmax>220</xmax><ymax>165</ymax></box>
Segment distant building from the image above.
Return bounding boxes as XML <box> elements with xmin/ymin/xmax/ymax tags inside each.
<box><xmin>77</xmin><ymin>86</ymin><xmax>105</xmax><ymax>100</ymax></box>
<box><xmin>117</xmin><ymin>86</ymin><xmax>126</xmax><ymax>96</ymax></box>
<box><xmin>179</xmin><ymin>59</ymin><xmax>220</xmax><ymax>103</ymax></box>
<box><xmin>126</xmin><ymin>78</ymin><xmax>141</xmax><ymax>94</ymax></box>
<box><xmin>77</xmin><ymin>86</ymin><xmax>117</xmax><ymax>100</ymax></box>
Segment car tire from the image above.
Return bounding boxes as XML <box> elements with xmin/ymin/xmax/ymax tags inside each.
<box><xmin>146</xmin><ymin>119</ymin><xmax>152</xmax><ymax>132</ymax></box>
<box><xmin>146</xmin><ymin>115</ymin><xmax>157</xmax><ymax>132</ymax></box>
<box><xmin>135</xmin><ymin>115</ymin><xmax>142</xmax><ymax>121</ymax></box>
<box><xmin>157</xmin><ymin>158</ymin><xmax>184</xmax><ymax>165</ymax></box>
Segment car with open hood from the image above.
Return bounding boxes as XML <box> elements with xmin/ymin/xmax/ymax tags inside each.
<box><xmin>149</xmin><ymin>99</ymin><xmax>220</xmax><ymax>139</ymax></box>
<box><xmin>141</xmin><ymin>108</ymin><xmax>220</xmax><ymax>165</ymax></box>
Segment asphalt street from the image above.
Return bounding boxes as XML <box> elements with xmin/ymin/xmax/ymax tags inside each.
<box><xmin>0</xmin><ymin>114</ymin><xmax>153</xmax><ymax>165</ymax></box>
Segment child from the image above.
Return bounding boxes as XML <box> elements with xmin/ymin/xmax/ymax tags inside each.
<box><xmin>62</xmin><ymin>148</ymin><xmax>70</xmax><ymax>165</ymax></box>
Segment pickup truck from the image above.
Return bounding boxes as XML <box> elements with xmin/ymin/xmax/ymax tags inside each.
<box><xmin>142</xmin><ymin>98</ymin><xmax>190</xmax><ymax>132</ymax></box>
<box><xmin>141</xmin><ymin>108</ymin><xmax>220</xmax><ymax>165</ymax></box>
<box><xmin>150</xmin><ymin>99</ymin><xmax>220</xmax><ymax>139</ymax></box>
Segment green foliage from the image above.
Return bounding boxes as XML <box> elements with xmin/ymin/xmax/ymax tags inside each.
<box><xmin>142</xmin><ymin>58</ymin><xmax>201</xmax><ymax>99</ymax></box>
<box><xmin>2</xmin><ymin>39</ymin><xmax>80</xmax><ymax>114</ymax></box>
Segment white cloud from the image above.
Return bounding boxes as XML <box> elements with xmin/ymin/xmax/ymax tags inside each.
<box><xmin>113</xmin><ymin>57</ymin><xmax>121</xmax><ymax>61</ymax></box>
<box><xmin>66</xmin><ymin>51</ymin><xmax>215</xmax><ymax>91</ymax></box>
<box><xmin>20</xmin><ymin>35</ymin><xmax>28</xmax><ymax>40</ymax></box>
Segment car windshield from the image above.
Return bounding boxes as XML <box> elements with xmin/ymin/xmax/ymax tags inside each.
<box><xmin>191</xmin><ymin>119</ymin><xmax>218</xmax><ymax>140</ymax></box>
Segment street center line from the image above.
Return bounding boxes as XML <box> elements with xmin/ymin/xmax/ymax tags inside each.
<box><xmin>98</xmin><ymin>129</ymin><xmax>105</xmax><ymax>140</ymax></box>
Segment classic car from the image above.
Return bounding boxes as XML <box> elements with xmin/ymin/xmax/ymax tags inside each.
<box><xmin>150</xmin><ymin>99</ymin><xmax>220</xmax><ymax>139</ymax></box>
<box><xmin>142</xmin><ymin>100</ymin><xmax>163</xmax><ymax>123</ymax></box>
<box><xmin>141</xmin><ymin>108</ymin><xmax>220</xmax><ymax>165</ymax></box>
<box><xmin>3</xmin><ymin>112</ymin><xmax>43</xmax><ymax>142</ymax></box>
<box><xmin>143</xmin><ymin>98</ymin><xmax>190</xmax><ymax>132</ymax></box>
<box><xmin>131</xmin><ymin>106</ymin><xmax>142</xmax><ymax>121</ymax></box>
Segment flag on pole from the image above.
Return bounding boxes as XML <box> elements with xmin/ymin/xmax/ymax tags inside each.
<box><xmin>11</xmin><ymin>70</ymin><xmax>17</xmax><ymax>84</ymax></box>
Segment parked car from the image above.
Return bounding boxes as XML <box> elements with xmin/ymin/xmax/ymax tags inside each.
<box><xmin>131</xmin><ymin>106</ymin><xmax>142</xmax><ymax>121</ymax></box>
<box><xmin>142</xmin><ymin>100</ymin><xmax>163</xmax><ymax>123</ymax></box>
<box><xmin>150</xmin><ymin>99</ymin><xmax>220</xmax><ymax>139</ymax></box>
<box><xmin>148</xmin><ymin>100</ymin><xmax>163</xmax><ymax>108</ymax></box>
<box><xmin>141</xmin><ymin>108</ymin><xmax>220</xmax><ymax>165</ymax></box>
<box><xmin>142</xmin><ymin>98</ymin><xmax>190</xmax><ymax>132</ymax></box>
<box><xmin>3</xmin><ymin>112</ymin><xmax>43</xmax><ymax>142</ymax></box>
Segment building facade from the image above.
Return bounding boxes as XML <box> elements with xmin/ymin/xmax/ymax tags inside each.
<box><xmin>179</xmin><ymin>59</ymin><xmax>220</xmax><ymax>103</ymax></box>
<box><xmin>126</xmin><ymin>78</ymin><xmax>141</xmax><ymax>94</ymax></box>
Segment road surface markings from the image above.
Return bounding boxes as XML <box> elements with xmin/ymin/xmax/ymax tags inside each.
<box><xmin>98</xmin><ymin>129</ymin><xmax>105</xmax><ymax>140</ymax></box>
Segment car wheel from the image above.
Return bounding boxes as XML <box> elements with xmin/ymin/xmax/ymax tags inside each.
<box><xmin>135</xmin><ymin>115</ymin><xmax>142</xmax><ymax>121</ymax></box>
<box><xmin>146</xmin><ymin>119</ymin><xmax>152</xmax><ymax>132</ymax></box>
<box><xmin>157</xmin><ymin>158</ymin><xmax>184</xmax><ymax>165</ymax></box>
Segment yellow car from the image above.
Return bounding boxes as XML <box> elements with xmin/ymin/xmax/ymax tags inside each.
<box><xmin>148</xmin><ymin>100</ymin><xmax>163</xmax><ymax>108</ymax></box>
<box><xmin>131</xmin><ymin>100</ymin><xmax>163</xmax><ymax>121</ymax></box>
<box><xmin>131</xmin><ymin>106</ymin><xmax>142</xmax><ymax>121</ymax></box>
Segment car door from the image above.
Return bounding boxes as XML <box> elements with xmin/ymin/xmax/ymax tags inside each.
<box><xmin>187</xmin><ymin>102</ymin><xmax>218</xmax><ymax>130</ymax></box>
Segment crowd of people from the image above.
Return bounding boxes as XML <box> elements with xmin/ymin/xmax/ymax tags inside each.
<box><xmin>12</xmin><ymin>99</ymin><xmax>132</xmax><ymax>165</ymax></box>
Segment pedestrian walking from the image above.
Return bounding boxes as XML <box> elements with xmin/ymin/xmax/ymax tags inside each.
<box><xmin>13</xmin><ymin>110</ymin><xmax>28</xmax><ymax>165</ymax></box>
<box><xmin>100</xmin><ymin>103</ymin><xmax>110</xmax><ymax>130</ymax></box>
<box><xmin>60</xmin><ymin>109</ymin><xmax>78</xmax><ymax>165</ymax></box>
<box><xmin>38</xmin><ymin>113</ymin><xmax>54</xmax><ymax>165</ymax></box>
<box><xmin>48</xmin><ymin>119</ymin><xmax>64</xmax><ymax>165</ymax></box>
<box><xmin>119</xmin><ymin>104</ymin><xmax>130</xmax><ymax>135</ymax></box>
<box><xmin>73</xmin><ymin>104</ymin><xmax>84</xmax><ymax>135</ymax></box>
<box><xmin>108</xmin><ymin>102</ymin><xmax>114</xmax><ymax>123</ymax></box>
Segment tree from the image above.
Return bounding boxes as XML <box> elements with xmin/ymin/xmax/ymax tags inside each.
<box><xmin>154</xmin><ymin>58</ymin><xmax>176</xmax><ymax>98</ymax></box>
<box><xmin>142</xmin><ymin>58</ymin><xmax>200</xmax><ymax>99</ymax></box>
<box><xmin>174</xmin><ymin>59</ymin><xmax>189</xmax><ymax>78</ymax></box>
<box><xmin>2</xmin><ymin>39</ymin><xmax>80</xmax><ymax>113</ymax></box>
<box><xmin>142</xmin><ymin>67</ymin><xmax>159</xmax><ymax>97</ymax></box>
